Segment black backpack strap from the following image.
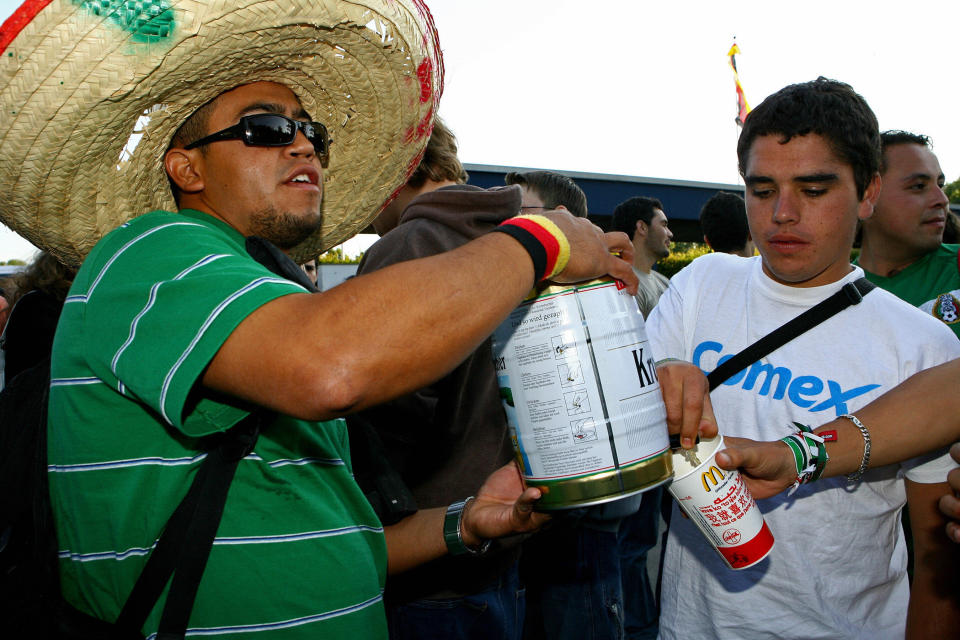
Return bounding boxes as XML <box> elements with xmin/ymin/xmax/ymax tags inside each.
<box><xmin>105</xmin><ymin>236</ymin><xmax>303</xmax><ymax>637</ymax></box>
<box><xmin>707</xmin><ymin>277</ymin><xmax>875</xmax><ymax>391</ymax></box>
<box><xmin>344</xmin><ymin>413</ymin><xmax>418</xmax><ymax>526</ymax></box>
<box><xmin>114</xmin><ymin>414</ymin><xmax>262</xmax><ymax>638</ymax></box>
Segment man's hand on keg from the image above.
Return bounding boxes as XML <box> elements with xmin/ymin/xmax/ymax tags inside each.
<box><xmin>656</xmin><ymin>360</ymin><xmax>718</xmax><ymax>449</ymax></box>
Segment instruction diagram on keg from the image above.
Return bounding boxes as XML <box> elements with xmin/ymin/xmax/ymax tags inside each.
<box><xmin>564</xmin><ymin>389</ymin><xmax>590</xmax><ymax>415</ymax></box>
<box><xmin>492</xmin><ymin>281</ymin><xmax>671</xmax><ymax>480</ymax></box>
<box><xmin>558</xmin><ymin>360</ymin><xmax>584</xmax><ymax>387</ymax></box>
<box><xmin>571</xmin><ymin>418</ymin><xmax>598</xmax><ymax>442</ymax></box>
<box><xmin>552</xmin><ymin>334</ymin><xmax>577</xmax><ymax>359</ymax></box>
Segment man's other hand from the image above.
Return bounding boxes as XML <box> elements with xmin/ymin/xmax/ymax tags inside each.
<box><xmin>460</xmin><ymin>461</ymin><xmax>550</xmax><ymax>547</ymax></box>
<box><xmin>656</xmin><ymin>360</ymin><xmax>718</xmax><ymax>449</ymax></box>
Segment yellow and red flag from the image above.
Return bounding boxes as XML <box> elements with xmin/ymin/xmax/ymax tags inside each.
<box><xmin>728</xmin><ymin>42</ymin><xmax>751</xmax><ymax>127</ymax></box>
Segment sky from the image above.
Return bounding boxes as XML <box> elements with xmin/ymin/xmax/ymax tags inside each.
<box><xmin>2</xmin><ymin>0</ymin><xmax>958</xmax><ymax>261</ymax></box>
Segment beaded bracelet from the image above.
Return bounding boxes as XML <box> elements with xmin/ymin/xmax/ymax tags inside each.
<box><xmin>491</xmin><ymin>214</ymin><xmax>571</xmax><ymax>282</ymax></box>
<box><xmin>781</xmin><ymin>422</ymin><xmax>829</xmax><ymax>495</ymax></box>
<box><xmin>841</xmin><ymin>414</ymin><xmax>871</xmax><ymax>484</ymax></box>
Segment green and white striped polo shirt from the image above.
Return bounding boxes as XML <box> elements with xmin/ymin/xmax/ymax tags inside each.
<box><xmin>48</xmin><ymin>209</ymin><xmax>387</xmax><ymax>639</ymax></box>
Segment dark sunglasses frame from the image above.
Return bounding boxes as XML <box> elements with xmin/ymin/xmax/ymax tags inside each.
<box><xmin>185</xmin><ymin>114</ymin><xmax>331</xmax><ymax>166</ymax></box>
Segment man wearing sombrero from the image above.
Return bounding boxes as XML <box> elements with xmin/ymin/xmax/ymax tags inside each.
<box><xmin>0</xmin><ymin>1</ymin><xmax>659</xmax><ymax>637</ymax></box>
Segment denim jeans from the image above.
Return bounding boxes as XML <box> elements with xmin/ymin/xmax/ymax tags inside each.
<box><xmin>386</xmin><ymin>563</ymin><xmax>525</xmax><ymax>640</ymax></box>
<box><xmin>522</xmin><ymin>519</ymin><xmax>624</xmax><ymax>640</ymax></box>
<box><xmin>616</xmin><ymin>486</ymin><xmax>662</xmax><ymax>640</ymax></box>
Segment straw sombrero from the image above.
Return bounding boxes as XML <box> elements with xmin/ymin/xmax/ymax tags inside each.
<box><xmin>0</xmin><ymin>0</ymin><xmax>443</xmax><ymax>266</ymax></box>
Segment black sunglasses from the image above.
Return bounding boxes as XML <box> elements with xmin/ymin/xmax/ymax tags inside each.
<box><xmin>185</xmin><ymin>114</ymin><xmax>331</xmax><ymax>166</ymax></box>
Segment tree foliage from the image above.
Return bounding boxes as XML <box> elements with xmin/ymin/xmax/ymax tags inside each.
<box><xmin>657</xmin><ymin>243</ymin><xmax>712</xmax><ymax>278</ymax></box>
<box><xmin>945</xmin><ymin>176</ymin><xmax>960</xmax><ymax>204</ymax></box>
<box><xmin>318</xmin><ymin>247</ymin><xmax>362</xmax><ymax>264</ymax></box>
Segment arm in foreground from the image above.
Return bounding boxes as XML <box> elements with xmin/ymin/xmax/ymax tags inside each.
<box><xmin>716</xmin><ymin>358</ymin><xmax>960</xmax><ymax>499</ymax></box>
<box><xmin>940</xmin><ymin>443</ymin><xmax>960</xmax><ymax>544</ymax></box>
<box><xmin>203</xmin><ymin>212</ymin><xmax>637</xmax><ymax>421</ymax></box>
<box><xmin>383</xmin><ymin>461</ymin><xmax>549</xmax><ymax>575</ymax></box>
<box><xmin>904</xmin><ymin>479</ymin><xmax>960</xmax><ymax>639</ymax></box>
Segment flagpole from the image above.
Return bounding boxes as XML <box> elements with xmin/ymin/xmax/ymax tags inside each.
<box><xmin>727</xmin><ymin>38</ymin><xmax>750</xmax><ymax>187</ymax></box>
<box><xmin>734</xmin><ymin>120</ymin><xmax>742</xmax><ymax>187</ymax></box>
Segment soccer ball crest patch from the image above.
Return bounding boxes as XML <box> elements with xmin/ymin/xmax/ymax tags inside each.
<box><xmin>932</xmin><ymin>293</ymin><xmax>960</xmax><ymax>325</ymax></box>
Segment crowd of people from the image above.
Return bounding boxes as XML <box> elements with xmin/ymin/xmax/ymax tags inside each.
<box><xmin>1</xmin><ymin>1</ymin><xmax>959</xmax><ymax>639</ymax></box>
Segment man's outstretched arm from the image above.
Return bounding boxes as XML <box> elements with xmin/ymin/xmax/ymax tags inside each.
<box><xmin>203</xmin><ymin>211</ymin><xmax>637</xmax><ymax>420</ymax></box>
<box><xmin>717</xmin><ymin>358</ymin><xmax>960</xmax><ymax>499</ymax></box>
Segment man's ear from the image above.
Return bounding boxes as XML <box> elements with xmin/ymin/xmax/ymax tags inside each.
<box><xmin>635</xmin><ymin>219</ymin><xmax>648</xmax><ymax>239</ymax></box>
<box><xmin>858</xmin><ymin>172</ymin><xmax>882</xmax><ymax>221</ymax></box>
<box><xmin>164</xmin><ymin>148</ymin><xmax>205</xmax><ymax>195</ymax></box>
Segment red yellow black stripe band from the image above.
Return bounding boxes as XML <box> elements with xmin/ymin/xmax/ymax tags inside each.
<box><xmin>492</xmin><ymin>215</ymin><xmax>570</xmax><ymax>281</ymax></box>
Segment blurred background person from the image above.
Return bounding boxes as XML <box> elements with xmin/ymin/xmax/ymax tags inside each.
<box><xmin>699</xmin><ymin>191</ymin><xmax>754</xmax><ymax>257</ymax></box>
<box><xmin>504</xmin><ymin>170</ymin><xmax>588</xmax><ymax>219</ymax></box>
<box><xmin>349</xmin><ymin>118</ymin><xmax>527</xmax><ymax>639</ymax></box>
<box><xmin>300</xmin><ymin>256</ymin><xmax>319</xmax><ymax>287</ymax></box>
<box><xmin>1</xmin><ymin>251</ymin><xmax>75</xmax><ymax>383</ymax></box>
<box><xmin>609</xmin><ymin>196</ymin><xmax>672</xmax><ymax>319</ymax></box>
<box><xmin>856</xmin><ymin>131</ymin><xmax>960</xmax><ymax>339</ymax></box>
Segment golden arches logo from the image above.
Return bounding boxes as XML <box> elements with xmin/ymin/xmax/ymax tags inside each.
<box><xmin>701</xmin><ymin>466</ymin><xmax>725</xmax><ymax>492</ymax></box>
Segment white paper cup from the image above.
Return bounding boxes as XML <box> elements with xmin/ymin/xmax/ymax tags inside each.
<box><xmin>668</xmin><ymin>434</ymin><xmax>774</xmax><ymax>569</ymax></box>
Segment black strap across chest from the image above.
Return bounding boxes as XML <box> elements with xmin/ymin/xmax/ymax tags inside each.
<box><xmin>706</xmin><ymin>277</ymin><xmax>875</xmax><ymax>391</ymax></box>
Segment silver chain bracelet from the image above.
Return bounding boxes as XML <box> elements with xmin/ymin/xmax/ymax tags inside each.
<box><xmin>841</xmin><ymin>414</ymin><xmax>871</xmax><ymax>484</ymax></box>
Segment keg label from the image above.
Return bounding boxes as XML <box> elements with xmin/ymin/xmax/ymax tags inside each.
<box><xmin>493</xmin><ymin>281</ymin><xmax>669</xmax><ymax>481</ymax></box>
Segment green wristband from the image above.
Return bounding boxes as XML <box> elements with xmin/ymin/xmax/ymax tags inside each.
<box><xmin>781</xmin><ymin>436</ymin><xmax>807</xmax><ymax>476</ymax></box>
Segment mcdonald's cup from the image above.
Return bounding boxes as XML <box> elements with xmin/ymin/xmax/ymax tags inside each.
<box><xmin>668</xmin><ymin>434</ymin><xmax>774</xmax><ymax>569</ymax></box>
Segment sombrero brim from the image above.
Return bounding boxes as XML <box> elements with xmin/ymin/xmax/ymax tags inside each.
<box><xmin>0</xmin><ymin>0</ymin><xmax>443</xmax><ymax>266</ymax></box>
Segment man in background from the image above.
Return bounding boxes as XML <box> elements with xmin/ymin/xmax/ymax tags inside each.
<box><xmin>350</xmin><ymin>118</ymin><xmax>533</xmax><ymax>639</ymax></box>
<box><xmin>300</xmin><ymin>256</ymin><xmax>319</xmax><ymax>287</ymax></box>
<box><xmin>856</xmin><ymin>130</ymin><xmax>960</xmax><ymax>338</ymax></box>
<box><xmin>699</xmin><ymin>191</ymin><xmax>754</xmax><ymax>257</ymax></box>
<box><xmin>609</xmin><ymin>196</ymin><xmax>672</xmax><ymax>318</ymax></box>
<box><xmin>367</xmin><ymin>118</ymin><xmax>469</xmax><ymax>237</ymax></box>
<box><xmin>505</xmin><ymin>170</ymin><xmax>588</xmax><ymax>219</ymax></box>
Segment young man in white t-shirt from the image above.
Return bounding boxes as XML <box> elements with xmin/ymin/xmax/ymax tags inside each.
<box><xmin>649</xmin><ymin>77</ymin><xmax>960</xmax><ymax>639</ymax></box>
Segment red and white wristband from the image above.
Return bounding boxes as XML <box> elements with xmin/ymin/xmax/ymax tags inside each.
<box><xmin>491</xmin><ymin>214</ymin><xmax>571</xmax><ymax>282</ymax></box>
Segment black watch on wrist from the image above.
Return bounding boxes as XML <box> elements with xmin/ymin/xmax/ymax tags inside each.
<box><xmin>443</xmin><ymin>497</ymin><xmax>492</xmax><ymax>556</ymax></box>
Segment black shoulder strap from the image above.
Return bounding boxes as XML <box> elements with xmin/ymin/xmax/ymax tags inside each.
<box><xmin>110</xmin><ymin>236</ymin><xmax>308</xmax><ymax>638</ymax></box>
<box><xmin>113</xmin><ymin>413</ymin><xmax>262</xmax><ymax>638</ymax></box>
<box><xmin>706</xmin><ymin>277</ymin><xmax>875</xmax><ymax>391</ymax></box>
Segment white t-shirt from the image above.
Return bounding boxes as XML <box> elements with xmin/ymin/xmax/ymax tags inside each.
<box><xmin>648</xmin><ymin>253</ymin><xmax>960</xmax><ymax>640</ymax></box>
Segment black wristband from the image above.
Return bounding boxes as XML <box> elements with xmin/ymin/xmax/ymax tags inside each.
<box><xmin>490</xmin><ymin>224</ymin><xmax>548</xmax><ymax>282</ymax></box>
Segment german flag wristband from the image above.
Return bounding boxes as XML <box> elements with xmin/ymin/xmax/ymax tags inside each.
<box><xmin>492</xmin><ymin>215</ymin><xmax>571</xmax><ymax>282</ymax></box>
